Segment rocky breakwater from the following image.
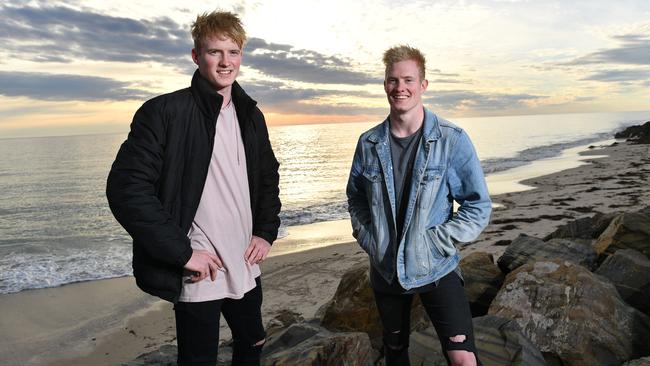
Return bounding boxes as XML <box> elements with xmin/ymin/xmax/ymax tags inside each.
<box><xmin>127</xmin><ymin>124</ymin><xmax>650</xmax><ymax>365</ymax></box>
<box><xmin>126</xmin><ymin>207</ymin><xmax>650</xmax><ymax>365</ymax></box>
<box><xmin>488</xmin><ymin>207</ymin><xmax>650</xmax><ymax>366</ymax></box>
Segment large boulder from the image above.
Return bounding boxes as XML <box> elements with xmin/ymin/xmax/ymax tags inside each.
<box><xmin>488</xmin><ymin>260</ymin><xmax>650</xmax><ymax>366</ymax></box>
<box><xmin>497</xmin><ymin>234</ymin><xmax>597</xmax><ymax>273</ymax></box>
<box><xmin>261</xmin><ymin>323</ymin><xmax>375</xmax><ymax>366</ymax></box>
<box><xmin>596</xmin><ymin>249</ymin><xmax>650</xmax><ymax>316</ymax></box>
<box><xmin>408</xmin><ymin>326</ymin><xmax>449</xmax><ymax>366</ymax></box>
<box><xmin>543</xmin><ymin>212</ymin><xmax>619</xmax><ymax>241</ymax></box>
<box><xmin>594</xmin><ymin>212</ymin><xmax>650</xmax><ymax>259</ymax></box>
<box><xmin>408</xmin><ymin>315</ymin><xmax>546</xmax><ymax>366</ymax></box>
<box><xmin>473</xmin><ymin>315</ymin><xmax>546</xmax><ymax>366</ymax></box>
<box><xmin>459</xmin><ymin>252</ymin><xmax>504</xmax><ymax>316</ymax></box>
<box><xmin>320</xmin><ymin>263</ymin><xmax>428</xmax><ymax>349</ymax></box>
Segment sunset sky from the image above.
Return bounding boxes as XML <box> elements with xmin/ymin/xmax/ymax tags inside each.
<box><xmin>1</xmin><ymin>0</ymin><xmax>649</xmax><ymax>138</ymax></box>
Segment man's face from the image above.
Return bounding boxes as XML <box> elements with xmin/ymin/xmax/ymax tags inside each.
<box><xmin>384</xmin><ymin>59</ymin><xmax>428</xmax><ymax>114</ymax></box>
<box><xmin>192</xmin><ymin>35</ymin><xmax>242</xmax><ymax>92</ymax></box>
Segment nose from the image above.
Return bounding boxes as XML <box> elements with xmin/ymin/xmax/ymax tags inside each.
<box><xmin>219</xmin><ymin>53</ymin><xmax>231</xmax><ymax>66</ymax></box>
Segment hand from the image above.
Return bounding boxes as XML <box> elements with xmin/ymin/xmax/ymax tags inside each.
<box><xmin>244</xmin><ymin>236</ymin><xmax>271</xmax><ymax>264</ymax></box>
<box><xmin>183</xmin><ymin>249</ymin><xmax>224</xmax><ymax>283</ymax></box>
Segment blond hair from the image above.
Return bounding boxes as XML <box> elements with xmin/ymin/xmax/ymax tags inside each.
<box><xmin>191</xmin><ymin>11</ymin><xmax>247</xmax><ymax>51</ymax></box>
<box><xmin>382</xmin><ymin>45</ymin><xmax>426</xmax><ymax>80</ymax></box>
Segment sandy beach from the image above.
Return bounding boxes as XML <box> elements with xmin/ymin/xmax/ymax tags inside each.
<box><xmin>1</xmin><ymin>139</ymin><xmax>648</xmax><ymax>366</ymax></box>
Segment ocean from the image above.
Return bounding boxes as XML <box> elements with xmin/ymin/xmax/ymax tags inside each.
<box><xmin>0</xmin><ymin>111</ymin><xmax>648</xmax><ymax>294</ymax></box>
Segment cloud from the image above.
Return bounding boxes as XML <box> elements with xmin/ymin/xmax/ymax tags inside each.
<box><xmin>245</xmin><ymin>80</ymin><xmax>384</xmax><ymax>115</ymax></box>
<box><xmin>0</xmin><ymin>71</ymin><xmax>152</xmax><ymax>101</ymax></box>
<box><xmin>0</xmin><ymin>4</ymin><xmax>190</xmax><ymax>68</ymax></box>
<box><xmin>245</xmin><ymin>38</ymin><xmax>381</xmax><ymax>85</ymax></box>
<box><xmin>581</xmin><ymin>69</ymin><xmax>650</xmax><ymax>82</ymax></box>
<box><xmin>425</xmin><ymin>90</ymin><xmax>542</xmax><ymax>111</ymax></box>
<box><xmin>0</xmin><ymin>4</ymin><xmax>380</xmax><ymax>85</ymax></box>
<box><xmin>566</xmin><ymin>27</ymin><xmax>650</xmax><ymax>66</ymax></box>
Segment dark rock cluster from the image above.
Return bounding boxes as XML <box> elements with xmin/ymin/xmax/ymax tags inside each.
<box><xmin>126</xmin><ymin>207</ymin><xmax>650</xmax><ymax>365</ymax></box>
<box><xmin>615</xmin><ymin>122</ymin><xmax>650</xmax><ymax>144</ymax></box>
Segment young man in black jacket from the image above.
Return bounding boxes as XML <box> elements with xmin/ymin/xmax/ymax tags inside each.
<box><xmin>107</xmin><ymin>11</ymin><xmax>281</xmax><ymax>366</ymax></box>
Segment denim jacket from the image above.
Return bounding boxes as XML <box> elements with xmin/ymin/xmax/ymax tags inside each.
<box><xmin>346</xmin><ymin>108</ymin><xmax>491</xmax><ymax>289</ymax></box>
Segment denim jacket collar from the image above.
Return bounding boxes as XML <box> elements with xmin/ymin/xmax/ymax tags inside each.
<box><xmin>366</xmin><ymin>108</ymin><xmax>442</xmax><ymax>145</ymax></box>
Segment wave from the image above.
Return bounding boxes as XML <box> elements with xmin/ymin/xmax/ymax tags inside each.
<box><xmin>481</xmin><ymin>131</ymin><xmax>612</xmax><ymax>174</ymax></box>
<box><xmin>0</xmin><ymin>245</ymin><xmax>132</xmax><ymax>294</ymax></box>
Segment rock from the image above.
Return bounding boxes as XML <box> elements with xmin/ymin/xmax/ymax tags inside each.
<box><xmin>638</xmin><ymin>206</ymin><xmax>650</xmax><ymax>217</ymax></box>
<box><xmin>459</xmin><ymin>252</ymin><xmax>504</xmax><ymax>316</ymax></box>
<box><xmin>261</xmin><ymin>323</ymin><xmax>375</xmax><ymax>366</ymax></box>
<box><xmin>488</xmin><ymin>260</ymin><xmax>650</xmax><ymax>366</ymax></box>
<box><xmin>408</xmin><ymin>326</ymin><xmax>448</xmax><ymax>366</ymax></box>
<box><xmin>497</xmin><ymin>234</ymin><xmax>597</xmax><ymax>273</ymax></box>
<box><xmin>594</xmin><ymin>212</ymin><xmax>650</xmax><ymax>259</ymax></box>
<box><xmin>543</xmin><ymin>212</ymin><xmax>619</xmax><ymax>241</ymax></box>
<box><xmin>320</xmin><ymin>263</ymin><xmax>428</xmax><ymax>349</ymax></box>
<box><xmin>473</xmin><ymin>315</ymin><xmax>546</xmax><ymax>366</ymax></box>
<box><xmin>623</xmin><ymin>356</ymin><xmax>650</xmax><ymax>366</ymax></box>
<box><xmin>596</xmin><ymin>249</ymin><xmax>650</xmax><ymax>316</ymax></box>
<box><xmin>615</xmin><ymin>121</ymin><xmax>650</xmax><ymax>144</ymax></box>
<box><xmin>124</xmin><ymin>344</ymin><xmax>176</xmax><ymax>366</ymax></box>
<box><xmin>407</xmin><ymin>315</ymin><xmax>547</xmax><ymax>366</ymax></box>
<box><xmin>265</xmin><ymin>309</ymin><xmax>304</xmax><ymax>338</ymax></box>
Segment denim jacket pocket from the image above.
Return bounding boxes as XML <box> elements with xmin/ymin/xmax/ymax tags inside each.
<box><xmin>425</xmin><ymin>229</ymin><xmax>447</xmax><ymax>258</ymax></box>
<box><xmin>418</xmin><ymin>166</ymin><xmax>444</xmax><ymax>209</ymax></box>
<box><xmin>415</xmin><ymin>230</ymin><xmax>449</xmax><ymax>278</ymax></box>
<box><xmin>362</xmin><ymin>165</ymin><xmax>383</xmax><ymax>207</ymax></box>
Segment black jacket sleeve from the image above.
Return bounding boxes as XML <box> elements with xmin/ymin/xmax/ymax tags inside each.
<box><xmin>106</xmin><ymin>99</ymin><xmax>193</xmax><ymax>268</ymax></box>
<box><xmin>251</xmin><ymin>109</ymin><xmax>281</xmax><ymax>244</ymax></box>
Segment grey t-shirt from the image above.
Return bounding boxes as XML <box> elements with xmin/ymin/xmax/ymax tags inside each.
<box><xmin>390</xmin><ymin>127</ymin><xmax>422</xmax><ymax>237</ymax></box>
<box><xmin>370</xmin><ymin>125</ymin><xmax>463</xmax><ymax>294</ymax></box>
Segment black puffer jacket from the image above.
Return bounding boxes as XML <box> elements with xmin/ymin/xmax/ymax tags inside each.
<box><xmin>106</xmin><ymin>71</ymin><xmax>281</xmax><ymax>303</ymax></box>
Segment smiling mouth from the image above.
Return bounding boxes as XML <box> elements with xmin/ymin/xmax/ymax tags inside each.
<box><xmin>392</xmin><ymin>95</ymin><xmax>409</xmax><ymax>100</ymax></box>
<box><xmin>217</xmin><ymin>70</ymin><xmax>232</xmax><ymax>75</ymax></box>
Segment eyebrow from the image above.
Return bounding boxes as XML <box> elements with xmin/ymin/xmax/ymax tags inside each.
<box><xmin>205</xmin><ymin>48</ymin><xmax>241</xmax><ymax>53</ymax></box>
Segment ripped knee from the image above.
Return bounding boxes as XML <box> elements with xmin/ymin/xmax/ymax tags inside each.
<box><xmin>253</xmin><ymin>338</ymin><xmax>266</xmax><ymax>347</ymax></box>
<box><xmin>449</xmin><ymin>334</ymin><xmax>466</xmax><ymax>343</ymax></box>
<box><xmin>383</xmin><ymin>329</ymin><xmax>409</xmax><ymax>351</ymax></box>
<box><xmin>444</xmin><ymin>334</ymin><xmax>473</xmax><ymax>352</ymax></box>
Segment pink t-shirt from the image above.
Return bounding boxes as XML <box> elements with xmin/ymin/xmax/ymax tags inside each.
<box><xmin>179</xmin><ymin>101</ymin><xmax>260</xmax><ymax>302</ymax></box>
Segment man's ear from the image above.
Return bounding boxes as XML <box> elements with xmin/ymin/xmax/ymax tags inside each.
<box><xmin>191</xmin><ymin>48</ymin><xmax>199</xmax><ymax>65</ymax></box>
<box><xmin>421</xmin><ymin>78</ymin><xmax>429</xmax><ymax>91</ymax></box>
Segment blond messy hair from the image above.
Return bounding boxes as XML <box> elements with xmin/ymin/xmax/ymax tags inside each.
<box><xmin>382</xmin><ymin>45</ymin><xmax>426</xmax><ymax>80</ymax></box>
<box><xmin>191</xmin><ymin>11</ymin><xmax>247</xmax><ymax>51</ymax></box>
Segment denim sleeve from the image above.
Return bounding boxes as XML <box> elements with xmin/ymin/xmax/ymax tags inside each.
<box><xmin>346</xmin><ymin>137</ymin><xmax>374</xmax><ymax>254</ymax></box>
<box><xmin>429</xmin><ymin>130</ymin><xmax>491</xmax><ymax>246</ymax></box>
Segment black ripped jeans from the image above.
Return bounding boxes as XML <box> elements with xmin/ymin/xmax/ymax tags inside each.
<box><xmin>373</xmin><ymin>271</ymin><xmax>480</xmax><ymax>366</ymax></box>
<box><xmin>174</xmin><ymin>277</ymin><xmax>265</xmax><ymax>366</ymax></box>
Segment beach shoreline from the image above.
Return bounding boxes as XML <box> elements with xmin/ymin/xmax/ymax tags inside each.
<box><xmin>1</xmin><ymin>139</ymin><xmax>648</xmax><ymax>365</ymax></box>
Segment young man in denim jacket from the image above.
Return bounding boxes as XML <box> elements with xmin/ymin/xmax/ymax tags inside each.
<box><xmin>346</xmin><ymin>45</ymin><xmax>491</xmax><ymax>366</ymax></box>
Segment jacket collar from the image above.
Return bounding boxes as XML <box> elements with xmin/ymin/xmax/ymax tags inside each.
<box><xmin>189</xmin><ymin>70</ymin><xmax>257</xmax><ymax>120</ymax></box>
<box><xmin>367</xmin><ymin>107</ymin><xmax>441</xmax><ymax>144</ymax></box>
